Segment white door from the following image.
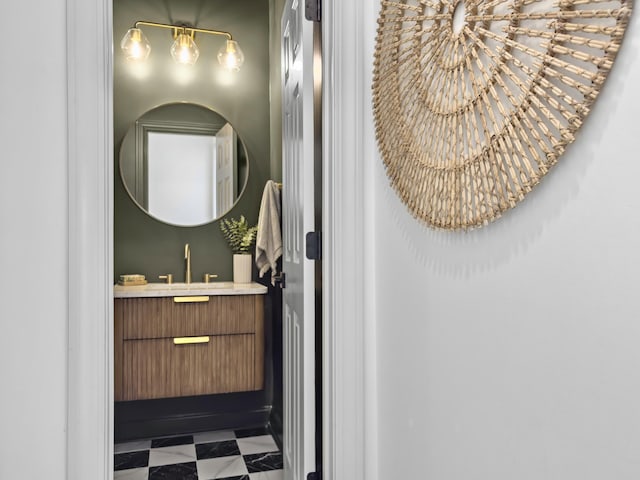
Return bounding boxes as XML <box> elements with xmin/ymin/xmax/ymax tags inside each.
<box><xmin>281</xmin><ymin>1</ymin><xmax>316</xmax><ymax>479</ymax></box>
<box><xmin>215</xmin><ymin>123</ymin><xmax>237</xmax><ymax>218</ymax></box>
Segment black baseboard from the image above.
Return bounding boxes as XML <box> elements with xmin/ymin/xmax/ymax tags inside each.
<box><xmin>116</xmin><ymin>407</ymin><xmax>271</xmax><ymax>442</ymax></box>
<box><xmin>268</xmin><ymin>408</ymin><xmax>283</xmax><ymax>450</ymax></box>
<box><xmin>115</xmin><ymin>392</ymin><xmax>272</xmax><ymax>442</ymax></box>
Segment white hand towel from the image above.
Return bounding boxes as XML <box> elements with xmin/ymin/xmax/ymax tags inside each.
<box><xmin>255</xmin><ymin>180</ymin><xmax>282</xmax><ymax>285</ymax></box>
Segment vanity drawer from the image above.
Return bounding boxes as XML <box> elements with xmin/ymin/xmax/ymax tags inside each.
<box><xmin>121</xmin><ymin>334</ymin><xmax>257</xmax><ymax>400</ymax></box>
<box><xmin>117</xmin><ymin>295</ymin><xmax>259</xmax><ymax>339</ymax></box>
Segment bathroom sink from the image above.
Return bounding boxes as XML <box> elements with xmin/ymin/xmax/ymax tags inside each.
<box><xmin>139</xmin><ymin>282</ymin><xmax>235</xmax><ymax>291</ymax></box>
<box><xmin>170</xmin><ymin>282</ymin><xmax>234</xmax><ymax>290</ymax></box>
<box><xmin>114</xmin><ymin>281</ymin><xmax>266</xmax><ymax>297</ymax></box>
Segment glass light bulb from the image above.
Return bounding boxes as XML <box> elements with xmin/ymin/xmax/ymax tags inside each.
<box><xmin>217</xmin><ymin>40</ymin><xmax>245</xmax><ymax>72</ymax></box>
<box><xmin>120</xmin><ymin>28</ymin><xmax>151</xmax><ymax>61</ymax></box>
<box><xmin>171</xmin><ymin>33</ymin><xmax>199</xmax><ymax>66</ymax></box>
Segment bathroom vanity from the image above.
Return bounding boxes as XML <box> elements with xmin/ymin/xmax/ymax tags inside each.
<box><xmin>114</xmin><ymin>282</ymin><xmax>267</xmax><ymax>402</ymax></box>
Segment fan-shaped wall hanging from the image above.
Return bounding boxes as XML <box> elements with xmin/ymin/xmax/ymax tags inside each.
<box><xmin>373</xmin><ymin>0</ymin><xmax>632</xmax><ymax>229</ymax></box>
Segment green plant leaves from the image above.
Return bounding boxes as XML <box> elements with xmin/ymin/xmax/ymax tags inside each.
<box><xmin>220</xmin><ymin>215</ymin><xmax>258</xmax><ymax>254</ymax></box>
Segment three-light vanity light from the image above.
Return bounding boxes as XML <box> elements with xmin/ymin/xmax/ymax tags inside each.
<box><xmin>120</xmin><ymin>21</ymin><xmax>245</xmax><ymax>71</ymax></box>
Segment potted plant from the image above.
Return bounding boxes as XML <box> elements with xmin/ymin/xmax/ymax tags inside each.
<box><xmin>220</xmin><ymin>215</ymin><xmax>258</xmax><ymax>283</ymax></box>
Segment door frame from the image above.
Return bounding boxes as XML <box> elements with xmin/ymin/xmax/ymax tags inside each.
<box><xmin>65</xmin><ymin>0</ymin><xmax>372</xmax><ymax>479</ymax></box>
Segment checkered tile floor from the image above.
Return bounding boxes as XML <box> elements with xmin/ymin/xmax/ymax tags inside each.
<box><xmin>114</xmin><ymin>427</ymin><xmax>283</xmax><ymax>480</ymax></box>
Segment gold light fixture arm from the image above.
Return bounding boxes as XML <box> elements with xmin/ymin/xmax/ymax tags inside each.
<box><xmin>133</xmin><ymin>21</ymin><xmax>233</xmax><ymax>40</ymax></box>
<box><xmin>122</xmin><ymin>20</ymin><xmax>243</xmax><ymax>70</ymax></box>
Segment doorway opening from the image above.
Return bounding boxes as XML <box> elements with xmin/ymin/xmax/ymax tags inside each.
<box><xmin>67</xmin><ymin>1</ymin><xmax>369</xmax><ymax>479</ymax></box>
<box><xmin>111</xmin><ymin>0</ymin><xmax>322</xmax><ymax>478</ymax></box>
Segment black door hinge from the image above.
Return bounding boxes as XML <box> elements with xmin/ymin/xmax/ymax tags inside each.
<box><xmin>273</xmin><ymin>272</ymin><xmax>286</xmax><ymax>289</ymax></box>
<box><xmin>305</xmin><ymin>0</ymin><xmax>321</xmax><ymax>22</ymax></box>
<box><xmin>307</xmin><ymin>472</ymin><xmax>321</xmax><ymax>480</ymax></box>
<box><xmin>305</xmin><ymin>231</ymin><xmax>322</xmax><ymax>260</ymax></box>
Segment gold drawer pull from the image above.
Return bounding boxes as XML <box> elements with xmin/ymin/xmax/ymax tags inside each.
<box><xmin>173</xmin><ymin>336</ymin><xmax>210</xmax><ymax>345</ymax></box>
<box><xmin>173</xmin><ymin>296</ymin><xmax>210</xmax><ymax>303</ymax></box>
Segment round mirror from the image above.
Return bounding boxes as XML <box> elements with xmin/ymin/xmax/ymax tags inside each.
<box><xmin>119</xmin><ymin>103</ymin><xmax>249</xmax><ymax>226</ymax></box>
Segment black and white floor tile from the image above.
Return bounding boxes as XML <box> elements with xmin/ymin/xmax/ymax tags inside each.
<box><xmin>114</xmin><ymin>427</ymin><xmax>283</xmax><ymax>480</ymax></box>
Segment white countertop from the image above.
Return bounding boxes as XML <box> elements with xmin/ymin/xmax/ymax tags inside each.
<box><xmin>114</xmin><ymin>281</ymin><xmax>267</xmax><ymax>298</ymax></box>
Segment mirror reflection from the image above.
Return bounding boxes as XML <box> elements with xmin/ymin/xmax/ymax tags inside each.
<box><xmin>119</xmin><ymin>103</ymin><xmax>249</xmax><ymax>226</ymax></box>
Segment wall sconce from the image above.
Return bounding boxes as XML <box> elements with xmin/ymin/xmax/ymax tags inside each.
<box><xmin>121</xmin><ymin>21</ymin><xmax>245</xmax><ymax>71</ymax></box>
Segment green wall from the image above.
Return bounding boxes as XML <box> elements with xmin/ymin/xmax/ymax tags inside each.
<box><xmin>269</xmin><ymin>0</ymin><xmax>285</xmax><ymax>182</ymax></box>
<box><xmin>114</xmin><ymin>0</ymin><xmax>272</xmax><ymax>283</ymax></box>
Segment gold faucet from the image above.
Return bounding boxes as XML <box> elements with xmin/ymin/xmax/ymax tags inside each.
<box><xmin>184</xmin><ymin>243</ymin><xmax>192</xmax><ymax>284</ymax></box>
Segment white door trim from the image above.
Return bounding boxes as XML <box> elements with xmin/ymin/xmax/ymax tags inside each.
<box><xmin>66</xmin><ymin>0</ymin><xmax>114</xmax><ymax>478</ymax></box>
<box><xmin>322</xmin><ymin>2</ymin><xmax>373</xmax><ymax>480</ymax></box>
<box><xmin>65</xmin><ymin>0</ymin><xmax>372</xmax><ymax>479</ymax></box>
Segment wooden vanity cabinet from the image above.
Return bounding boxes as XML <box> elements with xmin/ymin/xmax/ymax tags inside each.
<box><xmin>114</xmin><ymin>295</ymin><xmax>264</xmax><ymax>401</ymax></box>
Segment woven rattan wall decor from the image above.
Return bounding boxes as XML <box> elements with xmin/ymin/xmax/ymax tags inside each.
<box><xmin>373</xmin><ymin>0</ymin><xmax>632</xmax><ymax>230</ymax></box>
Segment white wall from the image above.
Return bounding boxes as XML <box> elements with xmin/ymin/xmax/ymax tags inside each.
<box><xmin>0</xmin><ymin>1</ymin><xmax>68</xmax><ymax>479</ymax></box>
<box><xmin>370</xmin><ymin>4</ymin><xmax>640</xmax><ymax>480</ymax></box>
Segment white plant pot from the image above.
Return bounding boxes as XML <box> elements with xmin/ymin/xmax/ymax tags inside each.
<box><xmin>233</xmin><ymin>254</ymin><xmax>252</xmax><ymax>284</ymax></box>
